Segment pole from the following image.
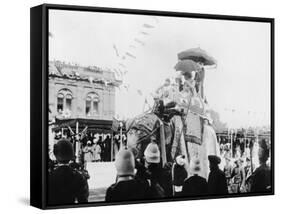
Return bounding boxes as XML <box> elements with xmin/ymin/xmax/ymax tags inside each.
<box><xmin>119</xmin><ymin>122</ymin><xmax>123</xmax><ymax>150</ymax></box>
<box><xmin>75</xmin><ymin>121</ymin><xmax>79</xmax><ymax>163</ymax></box>
<box><xmin>171</xmin><ymin>162</ymin><xmax>175</xmax><ymax>196</ymax></box>
<box><xmin>230</xmin><ymin>129</ymin><xmax>233</xmax><ymax>158</ymax></box>
<box><xmin>159</xmin><ymin>120</ymin><xmax>167</xmax><ymax>167</ymax></box>
<box><xmin>110</xmin><ymin>131</ymin><xmax>114</xmax><ymax>161</ymax></box>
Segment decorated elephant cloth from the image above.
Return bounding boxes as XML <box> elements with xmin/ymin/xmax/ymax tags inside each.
<box><xmin>201</xmin><ymin>123</ymin><xmax>221</xmax><ymax>178</ymax></box>
<box><xmin>126</xmin><ymin>113</ymin><xmax>161</xmax><ymax>160</ymax></box>
<box><xmin>126</xmin><ymin>112</ymin><xmax>187</xmax><ymax>164</ymax></box>
<box><xmin>184</xmin><ymin>112</ymin><xmax>203</xmax><ymax>144</ymax></box>
<box><xmin>170</xmin><ymin>115</ymin><xmax>188</xmax><ymax>162</ymax></box>
<box><xmin>170</xmin><ymin>113</ymin><xmax>220</xmax><ymax>179</ymax></box>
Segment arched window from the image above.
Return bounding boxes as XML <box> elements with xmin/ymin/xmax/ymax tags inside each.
<box><xmin>85</xmin><ymin>92</ymin><xmax>100</xmax><ymax>116</ymax></box>
<box><xmin>57</xmin><ymin>89</ymin><xmax>73</xmax><ymax>114</ymax></box>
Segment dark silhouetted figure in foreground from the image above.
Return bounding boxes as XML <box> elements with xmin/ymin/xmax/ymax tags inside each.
<box><xmin>143</xmin><ymin>142</ymin><xmax>167</xmax><ymax>198</ymax></box>
<box><xmin>248</xmin><ymin>140</ymin><xmax>271</xmax><ymax>193</ymax></box>
<box><xmin>48</xmin><ymin>139</ymin><xmax>89</xmax><ymax>205</ymax></box>
<box><xmin>105</xmin><ymin>149</ymin><xmax>149</xmax><ymax>202</ymax></box>
<box><xmin>207</xmin><ymin>155</ymin><xmax>228</xmax><ymax>195</ymax></box>
<box><xmin>182</xmin><ymin>158</ymin><xmax>208</xmax><ymax>197</ymax></box>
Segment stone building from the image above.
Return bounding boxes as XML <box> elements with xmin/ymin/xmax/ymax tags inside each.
<box><xmin>48</xmin><ymin>60</ymin><xmax>122</xmax><ymax>122</ymax></box>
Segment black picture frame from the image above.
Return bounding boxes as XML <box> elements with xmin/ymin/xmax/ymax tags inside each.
<box><xmin>30</xmin><ymin>3</ymin><xmax>275</xmax><ymax>209</ymax></box>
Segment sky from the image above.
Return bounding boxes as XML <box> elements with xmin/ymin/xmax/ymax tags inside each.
<box><xmin>49</xmin><ymin>9</ymin><xmax>271</xmax><ymax>128</ymax></box>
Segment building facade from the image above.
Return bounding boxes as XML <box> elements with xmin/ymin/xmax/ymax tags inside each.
<box><xmin>49</xmin><ymin>61</ymin><xmax>122</xmax><ymax>122</ymax></box>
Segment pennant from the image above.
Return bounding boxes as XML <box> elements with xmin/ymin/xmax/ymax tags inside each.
<box><xmin>137</xmin><ymin>89</ymin><xmax>143</xmax><ymax>96</ymax></box>
<box><xmin>113</xmin><ymin>44</ymin><xmax>120</xmax><ymax>57</ymax></box>
<box><xmin>143</xmin><ymin>23</ymin><xmax>155</xmax><ymax>28</ymax></box>
<box><xmin>126</xmin><ymin>52</ymin><xmax>136</xmax><ymax>59</ymax></box>
<box><xmin>140</xmin><ymin>31</ymin><xmax>149</xmax><ymax>35</ymax></box>
<box><xmin>134</xmin><ymin>38</ymin><xmax>145</xmax><ymax>46</ymax></box>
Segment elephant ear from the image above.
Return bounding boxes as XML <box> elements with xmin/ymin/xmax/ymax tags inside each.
<box><xmin>128</xmin><ymin>113</ymin><xmax>160</xmax><ymax>135</ymax></box>
<box><xmin>138</xmin><ymin>113</ymin><xmax>160</xmax><ymax>133</ymax></box>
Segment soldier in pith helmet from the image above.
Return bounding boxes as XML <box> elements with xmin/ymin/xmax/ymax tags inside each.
<box><xmin>105</xmin><ymin>149</ymin><xmax>149</xmax><ymax>202</ymax></box>
<box><xmin>48</xmin><ymin>139</ymin><xmax>89</xmax><ymax>205</ymax></box>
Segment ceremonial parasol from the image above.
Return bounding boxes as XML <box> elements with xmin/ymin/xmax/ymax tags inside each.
<box><xmin>178</xmin><ymin>47</ymin><xmax>217</xmax><ymax>66</ymax></box>
<box><xmin>174</xmin><ymin>59</ymin><xmax>200</xmax><ymax>76</ymax></box>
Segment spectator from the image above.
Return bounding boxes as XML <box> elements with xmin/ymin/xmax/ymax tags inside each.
<box><xmin>248</xmin><ymin>140</ymin><xmax>271</xmax><ymax>193</ymax></box>
<box><xmin>182</xmin><ymin>158</ymin><xmax>208</xmax><ymax>197</ymax></box>
<box><xmin>98</xmin><ymin>135</ymin><xmax>105</xmax><ymax>161</ymax></box>
<box><xmin>83</xmin><ymin>141</ymin><xmax>93</xmax><ymax>162</ymax></box>
<box><xmin>48</xmin><ymin>139</ymin><xmax>89</xmax><ymax>205</ymax></box>
<box><xmin>244</xmin><ymin>157</ymin><xmax>252</xmax><ymax>180</ymax></box>
<box><xmin>105</xmin><ymin>149</ymin><xmax>149</xmax><ymax>202</ymax></box>
<box><xmin>207</xmin><ymin>155</ymin><xmax>228</xmax><ymax>195</ymax></box>
<box><xmin>172</xmin><ymin>155</ymin><xmax>188</xmax><ymax>196</ymax></box>
<box><xmin>231</xmin><ymin>158</ymin><xmax>246</xmax><ymax>193</ymax></box>
<box><xmin>103</xmin><ymin>135</ymin><xmax>111</xmax><ymax>161</ymax></box>
<box><xmin>92</xmin><ymin>138</ymin><xmax>101</xmax><ymax>162</ymax></box>
<box><xmin>223</xmin><ymin>156</ymin><xmax>232</xmax><ymax>186</ymax></box>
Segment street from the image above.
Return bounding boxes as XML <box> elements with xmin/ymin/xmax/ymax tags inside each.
<box><xmin>86</xmin><ymin>162</ymin><xmax>116</xmax><ymax>202</ymax></box>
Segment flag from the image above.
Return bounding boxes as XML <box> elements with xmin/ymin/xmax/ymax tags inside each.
<box><xmin>112</xmin><ymin>117</ymin><xmax>120</xmax><ymax>132</ymax></box>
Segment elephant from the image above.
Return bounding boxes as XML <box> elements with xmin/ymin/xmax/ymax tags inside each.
<box><xmin>126</xmin><ymin>108</ymin><xmax>220</xmax><ymax>180</ymax></box>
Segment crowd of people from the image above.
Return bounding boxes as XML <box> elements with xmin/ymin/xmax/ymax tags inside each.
<box><xmin>50</xmin><ymin>130</ymin><xmax>127</xmax><ymax>163</ymax></box>
<box><xmin>81</xmin><ymin>133</ymin><xmax>127</xmax><ymax>164</ymax></box>
<box><xmin>218</xmin><ymin>138</ymin><xmax>271</xmax><ymax>193</ymax></box>
<box><xmin>47</xmin><ymin>135</ymin><xmax>271</xmax><ymax>205</ymax></box>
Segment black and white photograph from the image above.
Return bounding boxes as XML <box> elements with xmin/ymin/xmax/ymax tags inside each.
<box><xmin>45</xmin><ymin>6</ymin><xmax>273</xmax><ymax>207</ymax></box>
